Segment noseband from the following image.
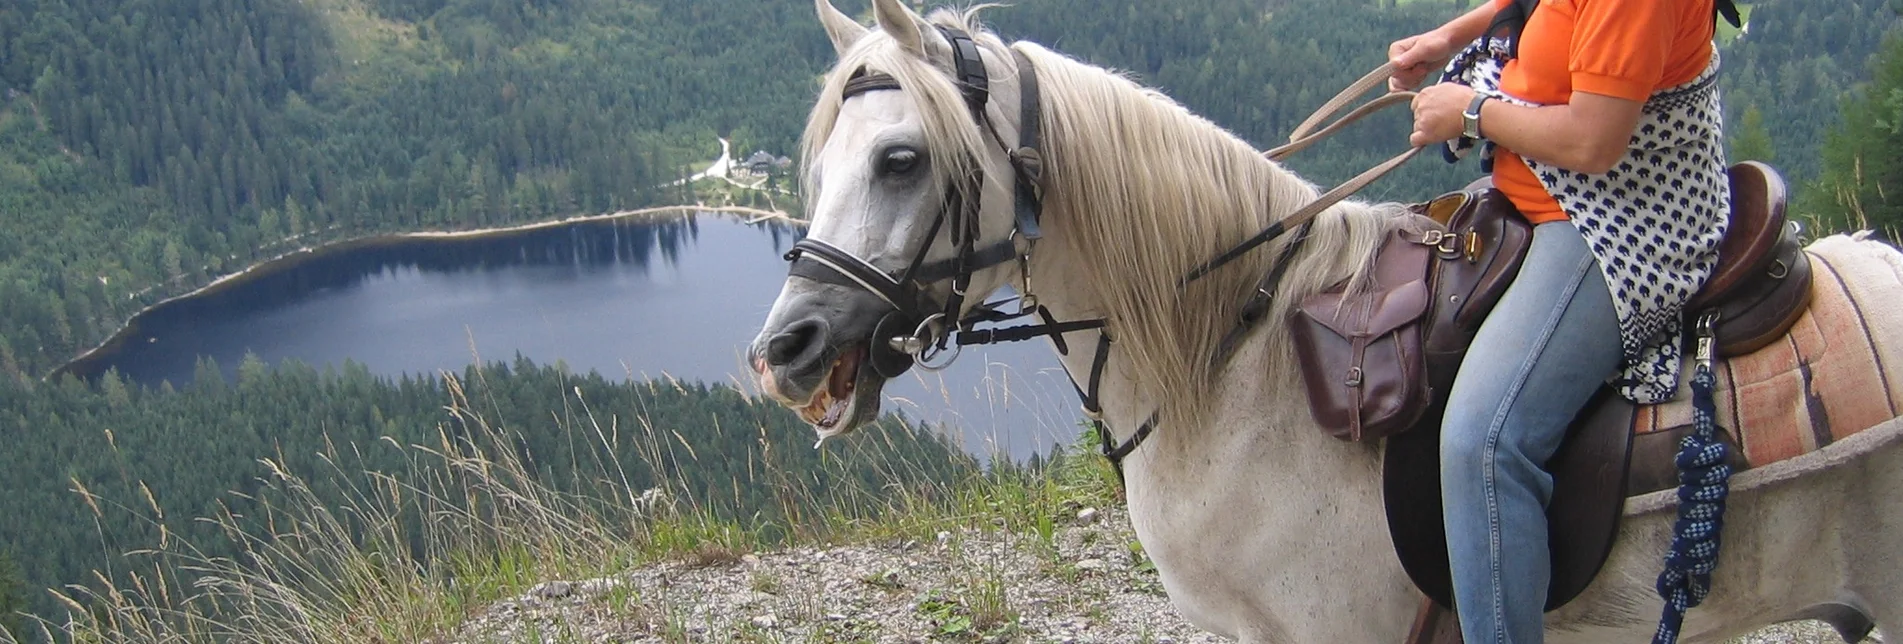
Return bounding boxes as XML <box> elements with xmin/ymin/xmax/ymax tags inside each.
<box><xmin>784</xmin><ymin>27</ymin><xmax>1088</xmax><ymax>378</ymax></box>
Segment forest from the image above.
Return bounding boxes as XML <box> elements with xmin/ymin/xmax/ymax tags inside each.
<box><xmin>3</xmin><ymin>0</ymin><xmax>1901</xmax><ymax>379</ymax></box>
<box><xmin>1</xmin><ymin>0</ymin><xmax>1901</xmax><ymax>634</ymax></box>
<box><xmin>0</xmin><ymin>0</ymin><xmax>829</xmax><ymax>377</ymax></box>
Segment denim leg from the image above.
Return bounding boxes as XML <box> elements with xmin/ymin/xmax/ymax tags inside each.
<box><xmin>1441</xmin><ymin>221</ymin><xmax>1623</xmax><ymax>644</ymax></box>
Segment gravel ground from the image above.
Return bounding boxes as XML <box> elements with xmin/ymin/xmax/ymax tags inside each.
<box><xmin>447</xmin><ymin>507</ymin><xmax>1872</xmax><ymax>643</ymax></box>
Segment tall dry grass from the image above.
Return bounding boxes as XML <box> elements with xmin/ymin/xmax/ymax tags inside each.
<box><xmin>15</xmin><ymin>372</ymin><xmax>1115</xmax><ymax>644</ymax></box>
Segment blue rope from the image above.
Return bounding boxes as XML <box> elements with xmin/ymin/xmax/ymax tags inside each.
<box><xmin>1652</xmin><ymin>362</ymin><xmax>1732</xmax><ymax>644</ymax></box>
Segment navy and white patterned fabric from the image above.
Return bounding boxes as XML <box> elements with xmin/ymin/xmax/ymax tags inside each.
<box><xmin>1440</xmin><ymin>40</ymin><xmax>1730</xmax><ymax>404</ymax></box>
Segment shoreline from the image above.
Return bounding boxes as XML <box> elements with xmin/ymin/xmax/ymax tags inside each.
<box><xmin>51</xmin><ymin>204</ymin><xmax>803</xmax><ymax>382</ymax></box>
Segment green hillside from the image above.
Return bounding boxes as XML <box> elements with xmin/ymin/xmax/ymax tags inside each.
<box><xmin>1</xmin><ymin>0</ymin><xmax>1898</xmax><ymax>378</ymax></box>
<box><xmin>0</xmin><ymin>358</ymin><xmax>980</xmax><ymax>633</ymax></box>
<box><xmin>0</xmin><ymin>0</ymin><xmax>830</xmax><ymax>377</ymax></box>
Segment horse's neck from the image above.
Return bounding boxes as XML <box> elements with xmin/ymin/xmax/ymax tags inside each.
<box><xmin>1025</xmin><ymin>228</ymin><xmax>1399</xmax><ymax>638</ymax></box>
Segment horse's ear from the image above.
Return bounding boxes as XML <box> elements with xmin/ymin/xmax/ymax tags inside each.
<box><xmin>816</xmin><ymin>0</ymin><xmax>868</xmax><ymax>57</ymax></box>
<box><xmin>871</xmin><ymin>0</ymin><xmax>926</xmax><ymax>56</ymax></box>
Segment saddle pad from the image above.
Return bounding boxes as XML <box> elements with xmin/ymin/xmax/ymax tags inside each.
<box><xmin>1635</xmin><ymin>235</ymin><xmax>1903</xmax><ymax>467</ymax></box>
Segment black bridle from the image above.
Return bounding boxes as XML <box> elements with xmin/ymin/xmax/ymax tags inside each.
<box><xmin>784</xmin><ymin>27</ymin><xmax>1163</xmax><ymax>472</ymax></box>
<box><xmin>784</xmin><ymin>27</ymin><xmax>1099</xmax><ymax>377</ymax></box>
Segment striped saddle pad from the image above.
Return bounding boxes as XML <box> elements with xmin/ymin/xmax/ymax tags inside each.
<box><xmin>1635</xmin><ymin>234</ymin><xmax>1903</xmax><ymax>466</ymax></box>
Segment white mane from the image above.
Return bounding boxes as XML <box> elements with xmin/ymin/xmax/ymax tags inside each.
<box><xmin>802</xmin><ymin>8</ymin><xmax>1410</xmax><ymax>434</ymax></box>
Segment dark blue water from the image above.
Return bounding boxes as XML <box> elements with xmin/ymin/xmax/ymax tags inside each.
<box><xmin>63</xmin><ymin>215</ymin><xmax>1080</xmax><ymax>460</ymax></box>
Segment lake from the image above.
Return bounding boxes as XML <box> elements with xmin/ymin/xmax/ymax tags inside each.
<box><xmin>59</xmin><ymin>214</ymin><xmax>1082</xmax><ymax>461</ymax></box>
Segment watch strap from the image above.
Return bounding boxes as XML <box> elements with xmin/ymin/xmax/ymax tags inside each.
<box><xmin>1462</xmin><ymin>94</ymin><xmax>1490</xmax><ymax>140</ymax></box>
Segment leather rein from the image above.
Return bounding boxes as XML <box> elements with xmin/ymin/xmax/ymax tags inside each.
<box><xmin>786</xmin><ymin>44</ymin><xmax>1419</xmax><ymax>474</ymax></box>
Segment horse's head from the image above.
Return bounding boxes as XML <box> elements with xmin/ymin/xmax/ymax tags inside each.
<box><xmin>749</xmin><ymin>0</ymin><xmax>1037</xmax><ymax>439</ymax></box>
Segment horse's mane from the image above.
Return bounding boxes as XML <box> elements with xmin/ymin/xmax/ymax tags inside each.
<box><xmin>1020</xmin><ymin>41</ymin><xmax>1408</xmax><ymax>431</ymax></box>
<box><xmin>803</xmin><ymin>8</ymin><xmax>1408</xmax><ymax>433</ymax></box>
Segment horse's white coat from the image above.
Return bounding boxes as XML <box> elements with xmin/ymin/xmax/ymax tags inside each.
<box><xmin>757</xmin><ymin>2</ymin><xmax>1903</xmax><ymax>641</ymax></box>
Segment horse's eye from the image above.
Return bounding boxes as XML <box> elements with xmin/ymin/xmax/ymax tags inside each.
<box><xmin>880</xmin><ymin>148</ymin><xmax>921</xmax><ymax>176</ymax></box>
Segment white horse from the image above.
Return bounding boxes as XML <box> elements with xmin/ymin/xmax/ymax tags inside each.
<box><xmin>748</xmin><ymin>1</ymin><xmax>1903</xmax><ymax>641</ymax></box>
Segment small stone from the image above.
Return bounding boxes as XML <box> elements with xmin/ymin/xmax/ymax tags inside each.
<box><xmin>529</xmin><ymin>581</ymin><xmax>574</xmax><ymax>600</ymax></box>
<box><xmin>1075</xmin><ymin>558</ymin><xmax>1108</xmax><ymax>572</ymax></box>
<box><xmin>727</xmin><ymin>590</ymin><xmax>774</xmax><ymax>607</ymax></box>
<box><xmin>1077</xmin><ymin>507</ymin><xmax>1100</xmax><ymax>525</ymax></box>
<box><xmin>742</xmin><ymin>554</ymin><xmax>760</xmax><ymax>565</ymax></box>
<box><xmin>751</xmin><ymin>614</ymin><xmax>778</xmax><ymax>628</ymax></box>
<box><xmin>826</xmin><ymin>613</ymin><xmax>848</xmax><ymax>621</ymax></box>
<box><xmin>936</xmin><ymin>531</ymin><xmax>952</xmax><ymax>547</ymax></box>
<box><xmin>576</xmin><ymin>578</ymin><xmax>620</xmax><ymax>597</ymax></box>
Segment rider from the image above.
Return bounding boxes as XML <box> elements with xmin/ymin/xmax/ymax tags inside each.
<box><xmin>1392</xmin><ymin>0</ymin><xmax>1731</xmax><ymax>641</ymax></box>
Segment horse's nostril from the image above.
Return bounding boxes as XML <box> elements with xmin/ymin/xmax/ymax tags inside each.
<box><xmin>766</xmin><ymin>319</ymin><xmax>827</xmax><ymax>368</ymax></box>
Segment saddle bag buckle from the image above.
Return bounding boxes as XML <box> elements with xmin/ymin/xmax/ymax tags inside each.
<box><xmin>1417</xmin><ymin>230</ymin><xmax>1462</xmax><ymax>259</ymax></box>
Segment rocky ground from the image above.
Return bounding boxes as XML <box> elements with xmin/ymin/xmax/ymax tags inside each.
<box><xmin>446</xmin><ymin>507</ymin><xmax>1866</xmax><ymax>643</ymax></box>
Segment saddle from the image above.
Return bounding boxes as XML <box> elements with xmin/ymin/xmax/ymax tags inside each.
<box><xmin>1293</xmin><ymin>163</ymin><xmax>1813</xmax><ymax>637</ymax></box>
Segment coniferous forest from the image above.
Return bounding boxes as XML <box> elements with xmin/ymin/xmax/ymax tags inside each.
<box><xmin>1</xmin><ymin>0</ymin><xmax>1901</xmax><ymax>634</ymax></box>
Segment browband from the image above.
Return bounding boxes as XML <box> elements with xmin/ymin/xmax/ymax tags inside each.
<box><xmin>842</xmin><ymin>70</ymin><xmax>901</xmax><ymax>98</ymax></box>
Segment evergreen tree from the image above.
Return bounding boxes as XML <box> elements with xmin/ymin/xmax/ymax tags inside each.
<box><xmin>1807</xmin><ymin>32</ymin><xmax>1903</xmax><ymax>235</ymax></box>
<box><xmin>0</xmin><ymin>549</ymin><xmax>25</xmax><ymax>640</ymax></box>
<box><xmin>1730</xmin><ymin>104</ymin><xmax>1776</xmax><ymax>162</ymax></box>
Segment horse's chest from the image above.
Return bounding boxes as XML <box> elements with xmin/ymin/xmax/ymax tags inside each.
<box><xmin>1122</xmin><ymin>450</ymin><xmax>1396</xmax><ymax>630</ymax></box>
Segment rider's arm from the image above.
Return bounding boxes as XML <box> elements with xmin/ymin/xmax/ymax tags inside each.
<box><xmin>1471</xmin><ymin>93</ymin><xmax>1644</xmax><ymax>174</ymax></box>
<box><xmin>1478</xmin><ymin>0</ymin><xmax>1681</xmax><ymax>174</ymax></box>
<box><xmin>1389</xmin><ymin>2</ymin><xmax>1503</xmax><ymax>90</ymax></box>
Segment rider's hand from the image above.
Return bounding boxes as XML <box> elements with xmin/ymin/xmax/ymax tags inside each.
<box><xmin>1389</xmin><ymin>30</ymin><xmax>1456</xmax><ymax>93</ymax></box>
<box><xmin>1409</xmin><ymin>83</ymin><xmax>1476</xmax><ymax>147</ymax></box>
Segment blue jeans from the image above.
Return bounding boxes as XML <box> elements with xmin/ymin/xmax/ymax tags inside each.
<box><xmin>1442</xmin><ymin>221</ymin><xmax>1623</xmax><ymax>644</ymax></box>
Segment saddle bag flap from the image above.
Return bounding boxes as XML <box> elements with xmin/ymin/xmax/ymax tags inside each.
<box><xmin>1291</xmin><ymin>234</ymin><xmax>1434</xmax><ymax>441</ymax></box>
<box><xmin>1300</xmin><ymin>280</ymin><xmax>1431</xmax><ymax>339</ymax></box>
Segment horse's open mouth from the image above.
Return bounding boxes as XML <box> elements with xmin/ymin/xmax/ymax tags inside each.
<box><xmin>799</xmin><ymin>345</ymin><xmax>866</xmax><ymax>430</ymax></box>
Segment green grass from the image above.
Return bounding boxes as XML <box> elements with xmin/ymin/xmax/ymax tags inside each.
<box><xmin>20</xmin><ymin>376</ymin><xmax>1119</xmax><ymax>643</ymax></box>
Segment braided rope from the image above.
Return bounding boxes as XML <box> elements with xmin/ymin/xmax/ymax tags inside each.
<box><xmin>1652</xmin><ymin>362</ymin><xmax>1732</xmax><ymax>644</ymax></box>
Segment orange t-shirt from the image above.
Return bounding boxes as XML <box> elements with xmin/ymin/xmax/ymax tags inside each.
<box><xmin>1488</xmin><ymin>0</ymin><xmax>1717</xmax><ymax>223</ymax></box>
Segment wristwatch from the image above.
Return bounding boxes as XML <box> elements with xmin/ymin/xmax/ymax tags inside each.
<box><xmin>1461</xmin><ymin>94</ymin><xmax>1490</xmax><ymax>140</ymax></box>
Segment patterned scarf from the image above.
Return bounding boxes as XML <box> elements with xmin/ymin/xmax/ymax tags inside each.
<box><xmin>1441</xmin><ymin>40</ymin><xmax>1731</xmax><ymax>404</ymax></box>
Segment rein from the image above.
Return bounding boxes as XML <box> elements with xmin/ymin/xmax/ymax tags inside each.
<box><xmin>1091</xmin><ymin>63</ymin><xmax>1426</xmax><ymax>472</ymax></box>
<box><xmin>1184</xmin><ymin>63</ymin><xmax>1423</xmax><ymax>285</ymax></box>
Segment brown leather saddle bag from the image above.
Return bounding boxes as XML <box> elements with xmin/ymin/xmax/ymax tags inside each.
<box><xmin>1289</xmin><ymin>187</ymin><xmax>1532</xmax><ymax>441</ymax></box>
<box><xmin>1289</xmin><ymin>161</ymin><xmax>1805</xmax><ymax>443</ymax></box>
